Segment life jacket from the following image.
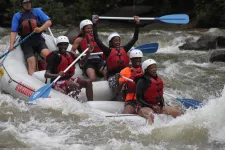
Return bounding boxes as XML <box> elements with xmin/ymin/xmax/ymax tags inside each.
<box><xmin>123</xmin><ymin>67</ymin><xmax>142</xmax><ymax>101</ymax></box>
<box><xmin>18</xmin><ymin>9</ymin><xmax>42</xmax><ymax>37</ymax></box>
<box><xmin>74</xmin><ymin>34</ymin><xmax>101</xmax><ymax>52</ymax></box>
<box><xmin>106</xmin><ymin>47</ymin><xmax>130</xmax><ymax>72</ymax></box>
<box><xmin>143</xmin><ymin>77</ymin><xmax>164</xmax><ymax>105</ymax></box>
<box><xmin>46</xmin><ymin>51</ymin><xmax>75</xmax><ymax>79</ymax></box>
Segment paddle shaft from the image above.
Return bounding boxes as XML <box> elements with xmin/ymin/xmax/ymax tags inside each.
<box><xmin>98</xmin><ymin>14</ymin><xmax>189</xmax><ymax>24</ymax></box>
<box><xmin>48</xmin><ymin>27</ymin><xmax>57</xmax><ymax>44</ymax></box>
<box><xmin>0</xmin><ymin>32</ymin><xmax>35</xmax><ymax>60</ymax></box>
<box><xmin>52</xmin><ymin>47</ymin><xmax>90</xmax><ymax>83</ymax></box>
<box><xmin>99</xmin><ymin>16</ymin><xmax>156</xmax><ymax>20</ymax></box>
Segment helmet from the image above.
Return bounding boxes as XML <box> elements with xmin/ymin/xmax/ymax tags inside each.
<box><xmin>142</xmin><ymin>59</ymin><xmax>157</xmax><ymax>72</ymax></box>
<box><xmin>56</xmin><ymin>36</ymin><xmax>69</xmax><ymax>45</ymax></box>
<box><xmin>129</xmin><ymin>49</ymin><xmax>143</xmax><ymax>58</ymax></box>
<box><xmin>21</xmin><ymin>0</ymin><xmax>30</xmax><ymax>4</ymax></box>
<box><xmin>80</xmin><ymin>19</ymin><xmax>93</xmax><ymax>31</ymax></box>
<box><xmin>107</xmin><ymin>32</ymin><xmax>120</xmax><ymax>43</ymax></box>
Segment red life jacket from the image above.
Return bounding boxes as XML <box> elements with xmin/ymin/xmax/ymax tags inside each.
<box><xmin>123</xmin><ymin>67</ymin><xmax>142</xmax><ymax>101</ymax></box>
<box><xmin>74</xmin><ymin>34</ymin><xmax>102</xmax><ymax>53</ymax></box>
<box><xmin>18</xmin><ymin>9</ymin><xmax>42</xmax><ymax>36</ymax></box>
<box><xmin>46</xmin><ymin>51</ymin><xmax>75</xmax><ymax>78</ymax></box>
<box><xmin>143</xmin><ymin>77</ymin><xmax>164</xmax><ymax>105</ymax></box>
<box><xmin>106</xmin><ymin>47</ymin><xmax>130</xmax><ymax>72</ymax></box>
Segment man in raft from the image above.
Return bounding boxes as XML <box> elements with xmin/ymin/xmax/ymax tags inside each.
<box><xmin>119</xmin><ymin>49</ymin><xmax>143</xmax><ymax>114</ymax></box>
<box><xmin>45</xmin><ymin>36</ymin><xmax>93</xmax><ymax>101</ymax></box>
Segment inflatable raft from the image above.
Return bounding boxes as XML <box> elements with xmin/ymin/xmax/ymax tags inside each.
<box><xmin>0</xmin><ymin>33</ymin><xmax>153</xmax><ymax>125</ymax></box>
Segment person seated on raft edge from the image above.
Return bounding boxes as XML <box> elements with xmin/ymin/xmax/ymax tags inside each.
<box><xmin>71</xmin><ymin>19</ymin><xmax>107</xmax><ymax>81</ymax></box>
<box><xmin>118</xmin><ymin>49</ymin><xmax>143</xmax><ymax>114</ymax></box>
<box><xmin>134</xmin><ymin>59</ymin><xmax>183</xmax><ymax>124</ymax></box>
<box><xmin>92</xmin><ymin>15</ymin><xmax>140</xmax><ymax>100</ymax></box>
<box><xmin>9</xmin><ymin>0</ymin><xmax>52</xmax><ymax>76</ymax></box>
<box><xmin>44</xmin><ymin>36</ymin><xmax>93</xmax><ymax>101</ymax></box>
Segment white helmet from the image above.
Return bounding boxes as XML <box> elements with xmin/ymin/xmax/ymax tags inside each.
<box><xmin>80</xmin><ymin>19</ymin><xmax>93</xmax><ymax>31</ymax></box>
<box><xmin>142</xmin><ymin>59</ymin><xmax>157</xmax><ymax>72</ymax></box>
<box><xmin>56</xmin><ymin>36</ymin><xmax>69</xmax><ymax>45</ymax></box>
<box><xmin>129</xmin><ymin>49</ymin><xmax>143</xmax><ymax>58</ymax></box>
<box><xmin>107</xmin><ymin>32</ymin><xmax>120</xmax><ymax>43</ymax></box>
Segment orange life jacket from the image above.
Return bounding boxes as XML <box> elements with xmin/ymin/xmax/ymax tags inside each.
<box><xmin>106</xmin><ymin>47</ymin><xmax>130</xmax><ymax>72</ymax></box>
<box><xmin>124</xmin><ymin>67</ymin><xmax>142</xmax><ymax>101</ymax></box>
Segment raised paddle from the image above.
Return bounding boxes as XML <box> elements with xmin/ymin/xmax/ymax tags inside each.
<box><xmin>29</xmin><ymin>47</ymin><xmax>90</xmax><ymax>103</ymax></box>
<box><xmin>98</xmin><ymin>14</ymin><xmax>189</xmax><ymax>24</ymax></box>
<box><xmin>0</xmin><ymin>32</ymin><xmax>35</xmax><ymax>60</ymax></box>
<box><xmin>120</xmin><ymin>75</ymin><xmax>202</xmax><ymax>109</ymax></box>
<box><xmin>83</xmin><ymin>43</ymin><xmax>159</xmax><ymax>56</ymax></box>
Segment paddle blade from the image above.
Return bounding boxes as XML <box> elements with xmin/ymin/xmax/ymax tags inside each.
<box><xmin>29</xmin><ymin>84</ymin><xmax>52</xmax><ymax>102</ymax></box>
<box><xmin>176</xmin><ymin>98</ymin><xmax>202</xmax><ymax>109</ymax></box>
<box><xmin>135</xmin><ymin>43</ymin><xmax>158</xmax><ymax>53</ymax></box>
<box><xmin>158</xmin><ymin>14</ymin><xmax>189</xmax><ymax>24</ymax></box>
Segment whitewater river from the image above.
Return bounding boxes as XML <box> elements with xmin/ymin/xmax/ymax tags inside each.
<box><xmin>0</xmin><ymin>27</ymin><xmax>225</xmax><ymax>149</ymax></box>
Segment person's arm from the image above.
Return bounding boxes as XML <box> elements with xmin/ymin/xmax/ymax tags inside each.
<box><xmin>92</xmin><ymin>22</ymin><xmax>110</xmax><ymax>57</ymax></box>
<box><xmin>34</xmin><ymin>8</ymin><xmax>52</xmax><ymax>33</ymax></box>
<box><xmin>44</xmin><ymin>53</ymin><xmax>60</xmax><ymax>79</ymax></box>
<box><xmin>123</xmin><ymin>16</ymin><xmax>140</xmax><ymax>52</ymax></box>
<box><xmin>77</xmin><ymin>46</ymin><xmax>94</xmax><ymax>66</ymax></box>
<box><xmin>9</xmin><ymin>32</ymin><xmax>17</xmax><ymax>51</ymax></box>
<box><xmin>9</xmin><ymin>13</ymin><xmax>20</xmax><ymax>51</ymax></box>
<box><xmin>71</xmin><ymin>36</ymin><xmax>83</xmax><ymax>53</ymax></box>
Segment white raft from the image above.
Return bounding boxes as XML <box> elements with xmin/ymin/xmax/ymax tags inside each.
<box><xmin>0</xmin><ymin>34</ymin><xmax>150</xmax><ymax>125</ymax></box>
<box><xmin>0</xmin><ymin>33</ymin><xmax>170</xmax><ymax>125</ymax></box>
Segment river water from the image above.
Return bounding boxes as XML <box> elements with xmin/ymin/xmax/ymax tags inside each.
<box><xmin>0</xmin><ymin>27</ymin><xmax>225</xmax><ymax>149</ymax></box>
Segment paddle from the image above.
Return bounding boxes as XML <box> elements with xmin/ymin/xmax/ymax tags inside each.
<box><xmin>163</xmin><ymin>92</ymin><xmax>202</xmax><ymax>109</ymax></box>
<box><xmin>29</xmin><ymin>47</ymin><xmax>90</xmax><ymax>103</ymax></box>
<box><xmin>83</xmin><ymin>43</ymin><xmax>159</xmax><ymax>56</ymax></box>
<box><xmin>120</xmin><ymin>75</ymin><xmax>202</xmax><ymax>109</ymax></box>
<box><xmin>98</xmin><ymin>14</ymin><xmax>189</xmax><ymax>24</ymax></box>
<box><xmin>134</xmin><ymin>43</ymin><xmax>158</xmax><ymax>53</ymax></box>
<box><xmin>0</xmin><ymin>32</ymin><xmax>35</xmax><ymax>60</ymax></box>
<box><xmin>48</xmin><ymin>27</ymin><xmax>57</xmax><ymax>44</ymax></box>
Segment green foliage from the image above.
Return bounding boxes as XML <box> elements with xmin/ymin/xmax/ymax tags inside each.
<box><xmin>1</xmin><ymin>0</ymin><xmax>225</xmax><ymax>27</ymax></box>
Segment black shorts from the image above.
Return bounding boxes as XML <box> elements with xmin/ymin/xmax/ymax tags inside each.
<box><xmin>125</xmin><ymin>100</ymin><xmax>137</xmax><ymax>108</ymax></box>
<box><xmin>82</xmin><ymin>58</ymin><xmax>105</xmax><ymax>73</ymax></box>
<box><xmin>21</xmin><ymin>36</ymin><xmax>48</xmax><ymax>60</ymax></box>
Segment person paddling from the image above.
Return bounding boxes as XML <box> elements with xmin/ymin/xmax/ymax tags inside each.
<box><xmin>119</xmin><ymin>49</ymin><xmax>143</xmax><ymax>114</ymax></box>
<box><xmin>72</xmin><ymin>19</ymin><xmax>107</xmax><ymax>81</ymax></box>
<box><xmin>135</xmin><ymin>59</ymin><xmax>183</xmax><ymax>124</ymax></box>
<box><xmin>9</xmin><ymin>0</ymin><xmax>52</xmax><ymax>75</ymax></box>
<box><xmin>92</xmin><ymin>15</ymin><xmax>140</xmax><ymax>98</ymax></box>
<box><xmin>45</xmin><ymin>36</ymin><xmax>93</xmax><ymax>101</ymax></box>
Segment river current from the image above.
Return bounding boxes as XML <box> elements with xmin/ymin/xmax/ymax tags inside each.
<box><xmin>0</xmin><ymin>27</ymin><xmax>225</xmax><ymax>149</ymax></box>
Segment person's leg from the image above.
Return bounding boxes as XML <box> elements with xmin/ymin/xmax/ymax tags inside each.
<box><xmin>27</xmin><ymin>56</ymin><xmax>36</xmax><ymax>75</ymax></box>
<box><xmin>99</xmin><ymin>66</ymin><xmax>107</xmax><ymax>80</ymax></box>
<box><xmin>96</xmin><ymin>59</ymin><xmax>107</xmax><ymax>80</ymax></box>
<box><xmin>162</xmin><ymin>106</ymin><xmax>183</xmax><ymax>118</ymax></box>
<box><xmin>40</xmin><ymin>48</ymin><xmax>50</xmax><ymax>59</ymax></box>
<box><xmin>124</xmin><ymin>101</ymin><xmax>136</xmax><ymax>114</ymax></box>
<box><xmin>77</xmin><ymin>78</ymin><xmax>93</xmax><ymax>101</ymax></box>
<box><xmin>21</xmin><ymin>41</ymin><xmax>36</xmax><ymax>75</ymax></box>
<box><xmin>124</xmin><ymin>105</ymin><xmax>135</xmax><ymax>114</ymax></box>
<box><xmin>137</xmin><ymin>107</ymin><xmax>155</xmax><ymax>125</ymax></box>
<box><xmin>86</xmin><ymin>68</ymin><xmax>97</xmax><ymax>81</ymax></box>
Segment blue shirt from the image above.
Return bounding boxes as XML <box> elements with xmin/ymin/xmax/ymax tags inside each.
<box><xmin>11</xmin><ymin>8</ymin><xmax>51</xmax><ymax>32</ymax></box>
